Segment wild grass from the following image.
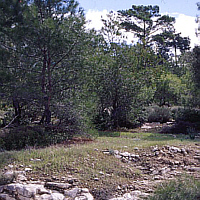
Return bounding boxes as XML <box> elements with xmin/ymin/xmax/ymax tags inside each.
<box><xmin>0</xmin><ymin>131</ymin><xmax>199</xmax><ymax>198</ymax></box>
<box><xmin>149</xmin><ymin>175</ymin><xmax>200</xmax><ymax>200</ymax></box>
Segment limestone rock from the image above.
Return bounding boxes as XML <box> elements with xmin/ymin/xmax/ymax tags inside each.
<box><xmin>65</xmin><ymin>187</ymin><xmax>79</xmax><ymax>198</ymax></box>
<box><xmin>45</xmin><ymin>182</ymin><xmax>71</xmax><ymax>190</ymax></box>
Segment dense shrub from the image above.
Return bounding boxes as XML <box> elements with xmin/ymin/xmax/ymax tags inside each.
<box><xmin>93</xmin><ymin>110</ymin><xmax>112</xmax><ymax>131</ymax></box>
<box><xmin>93</xmin><ymin>107</ymin><xmax>147</xmax><ymax>130</ymax></box>
<box><xmin>172</xmin><ymin>107</ymin><xmax>200</xmax><ymax>123</ymax></box>
<box><xmin>147</xmin><ymin>106</ymin><xmax>172</xmax><ymax>123</ymax></box>
<box><xmin>160</xmin><ymin>121</ymin><xmax>194</xmax><ymax>134</ymax></box>
<box><xmin>149</xmin><ymin>176</ymin><xmax>200</xmax><ymax>200</ymax></box>
<box><xmin>0</xmin><ymin>124</ymin><xmax>80</xmax><ymax>151</ymax></box>
<box><xmin>0</xmin><ymin>126</ymin><xmax>46</xmax><ymax>150</ymax></box>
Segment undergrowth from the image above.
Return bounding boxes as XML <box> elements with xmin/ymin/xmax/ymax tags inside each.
<box><xmin>149</xmin><ymin>175</ymin><xmax>200</xmax><ymax>200</ymax></box>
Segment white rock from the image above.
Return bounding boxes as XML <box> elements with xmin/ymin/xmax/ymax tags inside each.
<box><xmin>25</xmin><ymin>168</ymin><xmax>32</xmax><ymax>172</ymax></box>
<box><xmin>51</xmin><ymin>192</ymin><xmax>65</xmax><ymax>200</ymax></box>
<box><xmin>38</xmin><ymin>194</ymin><xmax>52</xmax><ymax>200</ymax></box>
<box><xmin>169</xmin><ymin>146</ymin><xmax>181</xmax><ymax>153</ymax></box>
<box><xmin>75</xmin><ymin>196</ymin><xmax>87</xmax><ymax>200</ymax></box>
<box><xmin>114</xmin><ymin>150</ymin><xmax>119</xmax><ymax>155</ymax></box>
<box><xmin>65</xmin><ymin>188</ymin><xmax>79</xmax><ymax>198</ymax></box>
<box><xmin>81</xmin><ymin>192</ymin><xmax>94</xmax><ymax>200</ymax></box>
<box><xmin>0</xmin><ymin>193</ymin><xmax>16</xmax><ymax>200</ymax></box>
<box><xmin>120</xmin><ymin>152</ymin><xmax>130</xmax><ymax>157</ymax></box>
<box><xmin>8</xmin><ymin>164</ymin><xmax>14</xmax><ymax>169</ymax></box>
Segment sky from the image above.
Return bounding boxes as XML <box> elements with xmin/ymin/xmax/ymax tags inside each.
<box><xmin>78</xmin><ymin>0</ymin><xmax>200</xmax><ymax>48</ymax></box>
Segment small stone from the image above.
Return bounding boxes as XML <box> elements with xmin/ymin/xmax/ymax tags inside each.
<box><xmin>117</xmin><ymin>185</ymin><xmax>121</xmax><ymax>190</ymax></box>
<box><xmin>25</xmin><ymin>168</ymin><xmax>32</xmax><ymax>172</ymax></box>
<box><xmin>75</xmin><ymin>195</ymin><xmax>87</xmax><ymax>200</ymax></box>
<box><xmin>153</xmin><ymin>147</ymin><xmax>159</xmax><ymax>152</ymax></box>
<box><xmin>0</xmin><ymin>186</ymin><xmax>4</xmax><ymax>193</ymax></box>
<box><xmin>134</xmin><ymin>147</ymin><xmax>139</xmax><ymax>151</ymax></box>
<box><xmin>170</xmin><ymin>146</ymin><xmax>181</xmax><ymax>153</ymax></box>
<box><xmin>17</xmin><ymin>174</ymin><xmax>27</xmax><ymax>181</ymax></box>
<box><xmin>8</xmin><ymin>165</ymin><xmax>14</xmax><ymax>169</ymax></box>
<box><xmin>194</xmin><ymin>156</ymin><xmax>200</xmax><ymax>160</ymax></box>
<box><xmin>113</xmin><ymin>150</ymin><xmax>119</xmax><ymax>155</ymax></box>
<box><xmin>94</xmin><ymin>178</ymin><xmax>99</xmax><ymax>181</ymax></box>
<box><xmin>154</xmin><ymin>176</ymin><xmax>161</xmax><ymax>180</ymax></box>
<box><xmin>45</xmin><ymin>182</ymin><xmax>71</xmax><ymax>190</ymax></box>
<box><xmin>0</xmin><ymin>193</ymin><xmax>16</xmax><ymax>200</ymax></box>
<box><xmin>174</xmin><ymin>161</ymin><xmax>180</xmax><ymax>165</ymax></box>
<box><xmin>39</xmin><ymin>194</ymin><xmax>52</xmax><ymax>200</ymax></box>
<box><xmin>51</xmin><ymin>192</ymin><xmax>65</xmax><ymax>200</ymax></box>
<box><xmin>155</xmin><ymin>152</ymin><xmax>159</xmax><ymax>156</ymax></box>
<box><xmin>114</xmin><ymin>155</ymin><xmax>121</xmax><ymax>159</ymax></box>
<box><xmin>121</xmin><ymin>158</ymin><xmax>128</xmax><ymax>163</ymax></box>
<box><xmin>120</xmin><ymin>152</ymin><xmax>130</xmax><ymax>157</ymax></box>
<box><xmin>65</xmin><ymin>188</ymin><xmax>79</xmax><ymax>198</ymax></box>
<box><xmin>99</xmin><ymin>171</ymin><xmax>104</xmax><ymax>175</ymax></box>
<box><xmin>188</xmin><ymin>167</ymin><xmax>200</xmax><ymax>172</ymax></box>
<box><xmin>30</xmin><ymin>158</ymin><xmax>42</xmax><ymax>162</ymax></box>
<box><xmin>81</xmin><ymin>188</ymin><xmax>89</xmax><ymax>193</ymax></box>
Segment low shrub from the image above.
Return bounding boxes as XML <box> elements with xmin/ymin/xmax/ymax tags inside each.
<box><xmin>149</xmin><ymin>176</ymin><xmax>200</xmax><ymax>200</ymax></box>
<box><xmin>160</xmin><ymin>121</ymin><xmax>194</xmax><ymax>134</ymax></box>
<box><xmin>172</xmin><ymin>107</ymin><xmax>200</xmax><ymax>123</ymax></box>
<box><xmin>147</xmin><ymin>106</ymin><xmax>172</xmax><ymax>123</ymax></box>
<box><xmin>0</xmin><ymin>125</ymin><xmax>80</xmax><ymax>151</ymax></box>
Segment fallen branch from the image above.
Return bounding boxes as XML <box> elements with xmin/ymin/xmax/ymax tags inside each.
<box><xmin>2</xmin><ymin>115</ymin><xmax>19</xmax><ymax>129</ymax></box>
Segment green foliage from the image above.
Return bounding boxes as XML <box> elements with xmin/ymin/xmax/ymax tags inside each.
<box><xmin>118</xmin><ymin>5</ymin><xmax>175</xmax><ymax>48</ymax></box>
<box><xmin>0</xmin><ymin>125</ymin><xmax>80</xmax><ymax>151</ymax></box>
<box><xmin>147</xmin><ymin>105</ymin><xmax>172</xmax><ymax>123</ymax></box>
<box><xmin>149</xmin><ymin>176</ymin><xmax>200</xmax><ymax>200</ymax></box>
<box><xmin>186</xmin><ymin>127</ymin><xmax>198</xmax><ymax>139</ymax></box>
<box><xmin>191</xmin><ymin>46</ymin><xmax>200</xmax><ymax>106</ymax></box>
<box><xmin>0</xmin><ymin>1</ymin><xmax>198</xmax><ymax>149</ymax></box>
<box><xmin>172</xmin><ymin>107</ymin><xmax>200</xmax><ymax>123</ymax></box>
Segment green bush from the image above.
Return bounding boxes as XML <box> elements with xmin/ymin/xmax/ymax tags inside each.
<box><xmin>0</xmin><ymin>126</ymin><xmax>47</xmax><ymax>150</ymax></box>
<box><xmin>147</xmin><ymin>106</ymin><xmax>172</xmax><ymax>123</ymax></box>
<box><xmin>0</xmin><ymin>125</ymin><xmax>79</xmax><ymax>151</ymax></box>
<box><xmin>172</xmin><ymin>107</ymin><xmax>200</xmax><ymax>123</ymax></box>
<box><xmin>149</xmin><ymin>176</ymin><xmax>200</xmax><ymax>200</ymax></box>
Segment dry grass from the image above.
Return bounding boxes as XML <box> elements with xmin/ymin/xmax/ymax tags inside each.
<box><xmin>0</xmin><ymin>131</ymin><xmax>199</xmax><ymax>199</ymax></box>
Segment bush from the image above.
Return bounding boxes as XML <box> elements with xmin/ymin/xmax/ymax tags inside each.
<box><xmin>172</xmin><ymin>107</ymin><xmax>200</xmax><ymax>123</ymax></box>
<box><xmin>147</xmin><ymin>106</ymin><xmax>172</xmax><ymax>123</ymax></box>
<box><xmin>0</xmin><ymin>126</ymin><xmax>47</xmax><ymax>150</ymax></box>
<box><xmin>0</xmin><ymin>124</ymin><xmax>80</xmax><ymax>151</ymax></box>
<box><xmin>160</xmin><ymin>121</ymin><xmax>194</xmax><ymax>134</ymax></box>
<box><xmin>149</xmin><ymin>176</ymin><xmax>200</xmax><ymax>200</ymax></box>
<box><xmin>93</xmin><ymin>107</ymin><xmax>147</xmax><ymax>130</ymax></box>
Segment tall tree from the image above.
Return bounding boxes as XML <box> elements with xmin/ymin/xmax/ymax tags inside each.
<box><xmin>196</xmin><ymin>2</ymin><xmax>200</xmax><ymax>38</ymax></box>
<box><xmin>118</xmin><ymin>5</ymin><xmax>175</xmax><ymax>48</ymax></box>
<box><xmin>0</xmin><ymin>0</ymin><xmax>88</xmax><ymax>126</ymax></box>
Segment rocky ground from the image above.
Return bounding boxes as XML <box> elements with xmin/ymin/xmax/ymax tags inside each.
<box><xmin>0</xmin><ymin>141</ymin><xmax>200</xmax><ymax>200</ymax></box>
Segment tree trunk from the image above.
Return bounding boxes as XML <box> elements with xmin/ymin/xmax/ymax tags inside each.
<box><xmin>12</xmin><ymin>97</ymin><xmax>21</xmax><ymax>125</ymax></box>
<box><xmin>39</xmin><ymin>96</ymin><xmax>51</xmax><ymax>124</ymax></box>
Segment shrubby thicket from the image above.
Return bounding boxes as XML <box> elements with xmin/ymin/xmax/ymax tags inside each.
<box><xmin>0</xmin><ymin>1</ymin><xmax>199</xmax><ymax>150</ymax></box>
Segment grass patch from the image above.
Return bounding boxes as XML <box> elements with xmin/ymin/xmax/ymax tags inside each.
<box><xmin>149</xmin><ymin>175</ymin><xmax>200</xmax><ymax>200</ymax></box>
<box><xmin>0</xmin><ymin>131</ymin><xmax>199</xmax><ymax>199</ymax></box>
<box><xmin>98</xmin><ymin>131</ymin><xmax>120</xmax><ymax>137</ymax></box>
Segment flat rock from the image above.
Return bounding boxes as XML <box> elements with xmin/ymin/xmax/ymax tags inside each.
<box><xmin>188</xmin><ymin>167</ymin><xmax>200</xmax><ymax>172</ymax></box>
<box><xmin>45</xmin><ymin>182</ymin><xmax>71</xmax><ymax>190</ymax></box>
